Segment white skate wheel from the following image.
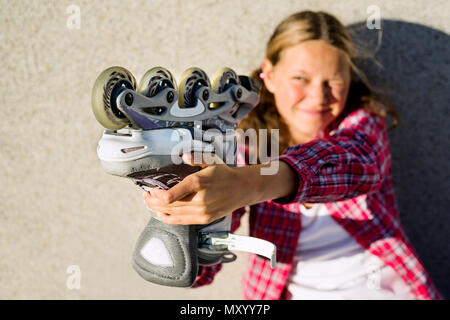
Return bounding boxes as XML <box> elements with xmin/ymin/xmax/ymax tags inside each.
<box><xmin>138</xmin><ymin>67</ymin><xmax>177</xmax><ymax>97</ymax></box>
<box><xmin>91</xmin><ymin>66</ymin><xmax>137</xmax><ymax>130</ymax></box>
<box><xmin>177</xmin><ymin>67</ymin><xmax>210</xmax><ymax>108</ymax></box>
<box><xmin>210</xmin><ymin>67</ymin><xmax>239</xmax><ymax>109</ymax></box>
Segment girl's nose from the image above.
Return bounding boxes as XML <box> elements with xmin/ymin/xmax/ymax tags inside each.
<box><xmin>308</xmin><ymin>82</ymin><xmax>330</xmax><ymax>106</ymax></box>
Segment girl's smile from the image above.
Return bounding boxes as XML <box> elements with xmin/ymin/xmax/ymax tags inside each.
<box><xmin>297</xmin><ymin>107</ymin><xmax>332</xmax><ymax>116</ymax></box>
<box><xmin>261</xmin><ymin>40</ymin><xmax>351</xmax><ymax>144</ymax></box>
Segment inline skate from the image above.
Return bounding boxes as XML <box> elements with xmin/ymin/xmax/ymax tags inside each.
<box><xmin>92</xmin><ymin>66</ymin><xmax>276</xmax><ymax>287</ymax></box>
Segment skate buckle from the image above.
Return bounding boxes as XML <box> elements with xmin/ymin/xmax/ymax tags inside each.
<box><xmin>208</xmin><ymin>232</ymin><xmax>277</xmax><ymax>268</ymax></box>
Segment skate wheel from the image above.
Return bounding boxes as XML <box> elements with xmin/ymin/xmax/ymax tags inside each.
<box><xmin>177</xmin><ymin>67</ymin><xmax>210</xmax><ymax>108</ymax></box>
<box><xmin>210</xmin><ymin>67</ymin><xmax>239</xmax><ymax>109</ymax></box>
<box><xmin>138</xmin><ymin>67</ymin><xmax>177</xmax><ymax>97</ymax></box>
<box><xmin>91</xmin><ymin>66</ymin><xmax>136</xmax><ymax>130</ymax></box>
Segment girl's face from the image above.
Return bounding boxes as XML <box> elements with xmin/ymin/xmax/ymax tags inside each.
<box><xmin>262</xmin><ymin>40</ymin><xmax>351</xmax><ymax>144</ymax></box>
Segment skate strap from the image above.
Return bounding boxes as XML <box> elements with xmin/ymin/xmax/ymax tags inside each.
<box><xmin>130</xmin><ymin>164</ymin><xmax>202</xmax><ymax>191</ymax></box>
<box><xmin>207</xmin><ymin>232</ymin><xmax>277</xmax><ymax>269</ymax></box>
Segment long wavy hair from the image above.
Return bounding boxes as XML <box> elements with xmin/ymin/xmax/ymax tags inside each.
<box><xmin>238</xmin><ymin>11</ymin><xmax>398</xmax><ymax>162</ymax></box>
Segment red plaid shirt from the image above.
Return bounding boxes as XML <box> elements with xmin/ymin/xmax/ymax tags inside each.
<box><xmin>193</xmin><ymin>108</ymin><xmax>442</xmax><ymax>300</ymax></box>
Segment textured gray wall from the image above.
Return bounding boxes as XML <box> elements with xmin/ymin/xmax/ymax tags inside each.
<box><xmin>348</xmin><ymin>20</ymin><xmax>450</xmax><ymax>298</ymax></box>
<box><xmin>0</xmin><ymin>0</ymin><xmax>448</xmax><ymax>299</ymax></box>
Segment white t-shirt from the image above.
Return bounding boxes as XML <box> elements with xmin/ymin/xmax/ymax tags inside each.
<box><xmin>285</xmin><ymin>203</ymin><xmax>415</xmax><ymax>300</ymax></box>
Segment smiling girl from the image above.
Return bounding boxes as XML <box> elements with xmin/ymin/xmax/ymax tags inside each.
<box><xmin>142</xmin><ymin>11</ymin><xmax>441</xmax><ymax>300</ymax></box>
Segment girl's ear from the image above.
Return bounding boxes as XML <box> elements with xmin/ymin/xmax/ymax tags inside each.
<box><xmin>261</xmin><ymin>59</ymin><xmax>276</xmax><ymax>94</ymax></box>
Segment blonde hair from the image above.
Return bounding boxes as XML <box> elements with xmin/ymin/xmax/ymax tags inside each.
<box><xmin>239</xmin><ymin>11</ymin><xmax>398</xmax><ymax>160</ymax></box>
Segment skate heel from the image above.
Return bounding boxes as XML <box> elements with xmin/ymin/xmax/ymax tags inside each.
<box><xmin>132</xmin><ymin>215</ymin><xmax>240</xmax><ymax>287</ymax></box>
<box><xmin>132</xmin><ymin>217</ymin><xmax>199</xmax><ymax>287</ymax></box>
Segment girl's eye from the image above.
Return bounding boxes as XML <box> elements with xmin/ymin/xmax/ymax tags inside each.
<box><xmin>294</xmin><ymin>76</ymin><xmax>307</xmax><ymax>82</ymax></box>
<box><xmin>329</xmin><ymin>80</ymin><xmax>344</xmax><ymax>87</ymax></box>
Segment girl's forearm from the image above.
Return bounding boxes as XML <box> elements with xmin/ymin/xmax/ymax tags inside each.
<box><xmin>235</xmin><ymin>161</ymin><xmax>298</xmax><ymax>206</ymax></box>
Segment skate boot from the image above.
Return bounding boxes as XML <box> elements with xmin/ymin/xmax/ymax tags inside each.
<box><xmin>92</xmin><ymin>66</ymin><xmax>276</xmax><ymax>287</ymax></box>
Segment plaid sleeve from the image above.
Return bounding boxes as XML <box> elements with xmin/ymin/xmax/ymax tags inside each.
<box><xmin>274</xmin><ymin>109</ymin><xmax>390</xmax><ymax>204</ymax></box>
<box><xmin>191</xmin><ymin>206</ymin><xmax>247</xmax><ymax>288</ymax></box>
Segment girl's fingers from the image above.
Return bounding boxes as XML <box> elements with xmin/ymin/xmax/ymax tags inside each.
<box><xmin>158</xmin><ymin>213</ymin><xmax>213</xmax><ymax>225</ymax></box>
<box><xmin>181</xmin><ymin>153</ymin><xmax>199</xmax><ymax>167</ymax></box>
<box><xmin>143</xmin><ymin>192</ymin><xmax>201</xmax><ymax>214</ymax></box>
<box><xmin>144</xmin><ymin>202</ymin><xmax>211</xmax><ymax>225</ymax></box>
<box><xmin>158</xmin><ymin>177</ymin><xmax>199</xmax><ymax>204</ymax></box>
<box><xmin>143</xmin><ymin>191</ymin><xmax>190</xmax><ymax>208</ymax></box>
<box><xmin>182</xmin><ymin>152</ymin><xmax>224</xmax><ymax>168</ymax></box>
<box><xmin>143</xmin><ymin>183</ymin><xmax>195</xmax><ymax>205</ymax></box>
<box><xmin>144</xmin><ymin>153</ymin><xmax>224</xmax><ymax>205</ymax></box>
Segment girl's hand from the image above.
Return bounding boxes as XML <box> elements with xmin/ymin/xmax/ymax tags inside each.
<box><xmin>142</xmin><ymin>153</ymin><xmax>252</xmax><ymax>225</ymax></box>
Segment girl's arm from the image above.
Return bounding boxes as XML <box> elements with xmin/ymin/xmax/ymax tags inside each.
<box><xmin>272</xmin><ymin>108</ymin><xmax>389</xmax><ymax>205</ymax></box>
<box><xmin>225</xmin><ymin>108</ymin><xmax>389</xmax><ymax>206</ymax></box>
<box><xmin>142</xmin><ymin>158</ymin><xmax>297</xmax><ymax>225</ymax></box>
<box><xmin>143</xmin><ymin>109</ymin><xmax>388</xmax><ymax>224</ymax></box>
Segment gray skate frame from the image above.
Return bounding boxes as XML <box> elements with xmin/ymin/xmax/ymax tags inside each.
<box><xmin>116</xmin><ymin>79</ymin><xmax>260</xmax><ymax>130</ymax></box>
